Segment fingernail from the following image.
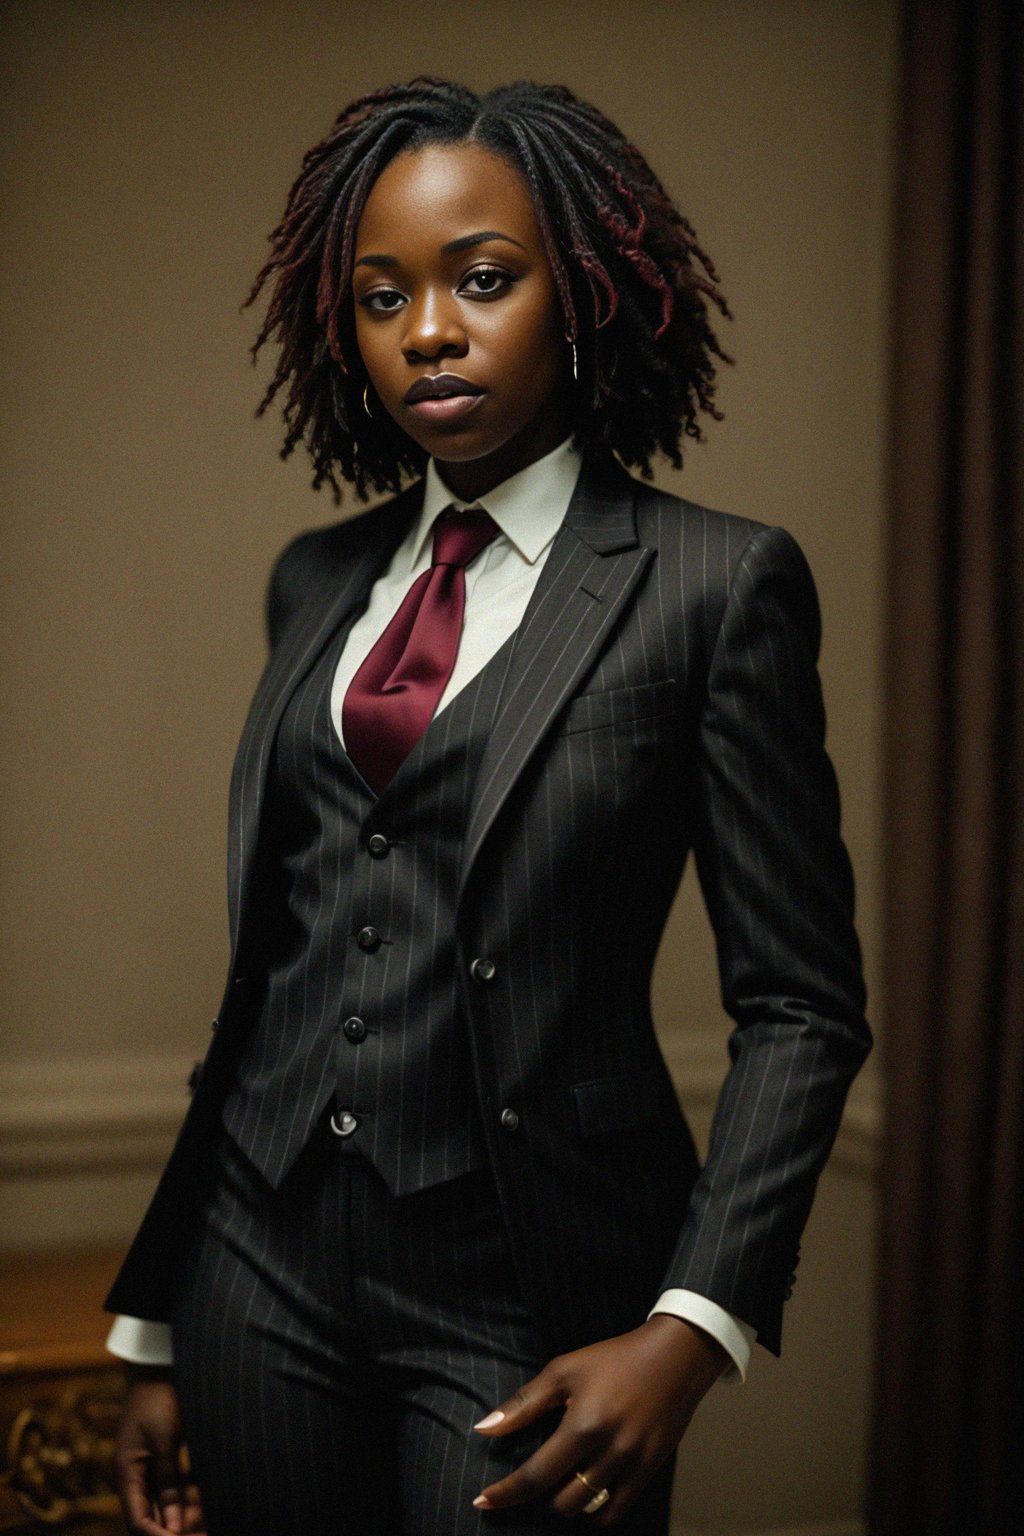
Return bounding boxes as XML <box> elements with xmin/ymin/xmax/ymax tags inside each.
<box><xmin>473</xmin><ymin>1410</ymin><xmax>505</xmax><ymax>1429</ymax></box>
<box><xmin>473</xmin><ymin>1495</ymin><xmax>491</xmax><ymax>1508</ymax></box>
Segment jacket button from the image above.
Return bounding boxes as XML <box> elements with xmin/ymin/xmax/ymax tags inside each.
<box><xmin>330</xmin><ymin>1110</ymin><xmax>360</xmax><ymax>1137</ymax></box>
<box><xmin>367</xmin><ymin>834</ymin><xmax>390</xmax><ymax>859</ymax></box>
<box><xmin>211</xmin><ymin>1018</ymin><xmax>219</xmax><ymax>1033</ymax></box>
<box><xmin>356</xmin><ymin>925</ymin><xmax>381</xmax><ymax>952</ymax></box>
<box><xmin>500</xmin><ymin>1107</ymin><xmax>520</xmax><ymax>1132</ymax></box>
<box><xmin>343</xmin><ymin>1016</ymin><xmax>367</xmax><ymax>1043</ymax></box>
<box><xmin>471</xmin><ymin>957</ymin><xmax>497</xmax><ymax>984</ymax></box>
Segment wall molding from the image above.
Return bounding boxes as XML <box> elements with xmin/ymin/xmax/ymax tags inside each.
<box><xmin>0</xmin><ymin>1055</ymin><xmax>191</xmax><ymax>1174</ymax></box>
<box><xmin>0</xmin><ymin>1038</ymin><xmax>881</xmax><ymax>1179</ymax></box>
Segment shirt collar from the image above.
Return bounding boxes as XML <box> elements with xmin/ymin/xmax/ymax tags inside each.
<box><xmin>410</xmin><ymin>436</ymin><xmax>582</xmax><ymax>570</ymax></box>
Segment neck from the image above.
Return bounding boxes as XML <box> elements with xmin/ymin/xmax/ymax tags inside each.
<box><xmin>432</xmin><ymin>414</ymin><xmax>571</xmax><ymax>503</ymax></box>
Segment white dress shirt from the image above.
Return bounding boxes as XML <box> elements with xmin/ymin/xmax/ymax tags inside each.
<box><xmin>106</xmin><ymin>436</ymin><xmax>755</xmax><ymax>1382</ymax></box>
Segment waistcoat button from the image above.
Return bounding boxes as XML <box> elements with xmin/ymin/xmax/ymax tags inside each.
<box><xmin>356</xmin><ymin>926</ymin><xmax>381</xmax><ymax>952</ymax></box>
<box><xmin>343</xmin><ymin>1016</ymin><xmax>367</xmax><ymax>1043</ymax></box>
<box><xmin>470</xmin><ymin>957</ymin><xmax>497</xmax><ymax>984</ymax></box>
<box><xmin>499</xmin><ymin>1107</ymin><xmax>520</xmax><ymax>1132</ymax></box>
<box><xmin>330</xmin><ymin>1110</ymin><xmax>360</xmax><ymax>1137</ymax></box>
<box><xmin>367</xmin><ymin>834</ymin><xmax>390</xmax><ymax>859</ymax></box>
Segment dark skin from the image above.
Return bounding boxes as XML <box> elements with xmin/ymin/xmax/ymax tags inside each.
<box><xmin>352</xmin><ymin>142</ymin><xmax>573</xmax><ymax>501</ymax></box>
<box><xmin>114</xmin><ymin>1365</ymin><xmax>203</xmax><ymax>1534</ymax></box>
<box><xmin>112</xmin><ymin>143</ymin><xmax>728</xmax><ymax>1534</ymax></box>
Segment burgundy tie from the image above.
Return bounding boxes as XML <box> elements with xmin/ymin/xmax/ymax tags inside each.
<box><xmin>342</xmin><ymin>505</ymin><xmax>501</xmax><ymax>794</ymax></box>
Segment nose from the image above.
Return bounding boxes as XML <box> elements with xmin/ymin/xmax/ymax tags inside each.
<box><xmin>401</xmin><ymin>288</ymin><xmax>467</xmax><ymax>362</ymax></box>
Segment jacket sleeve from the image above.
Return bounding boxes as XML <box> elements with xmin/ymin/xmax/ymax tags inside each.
<box><xmin>657</xmin><ymin>523</ymin><xmax>871</xmax><ymax>1355</ymax></box>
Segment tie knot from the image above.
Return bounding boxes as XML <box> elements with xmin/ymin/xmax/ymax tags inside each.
<box><xmin>431</xmin><ymin>505</ymin><xmax>500</xmax><ymax>569</ymax></box>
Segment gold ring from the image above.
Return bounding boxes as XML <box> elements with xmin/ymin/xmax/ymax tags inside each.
<box><xmin>574</xmin><ymin>1471</ymin><xmax>610</xmax><ymax>1513</ymax></box>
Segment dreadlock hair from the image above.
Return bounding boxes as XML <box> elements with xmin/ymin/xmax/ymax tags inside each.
<box><xmin>245</xmin><ymin>77</ymin><xmax>732</xmax><ymax>502</ymax></box>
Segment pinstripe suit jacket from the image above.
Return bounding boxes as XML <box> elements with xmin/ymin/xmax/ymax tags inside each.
<box><xmin>105</xmin><ymin>450</ymin><xmax>870</xmax><ymax>1358</ymax></box>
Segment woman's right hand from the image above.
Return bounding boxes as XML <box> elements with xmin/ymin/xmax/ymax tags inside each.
<box><xmin>113</xmin><ymin>1366</ymin><xmax>206</xmax><ymax>1535</ymax></box>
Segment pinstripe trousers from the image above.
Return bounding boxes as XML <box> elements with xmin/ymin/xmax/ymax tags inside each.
<box><xmin>169</xmin><ymin>1117</ymin><xmax>676</xmax><ymax>1534</ymax></box>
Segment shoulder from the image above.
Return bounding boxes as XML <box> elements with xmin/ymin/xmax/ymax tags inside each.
<box><xmin>271</xmin><ymin>480</ymin><xmax>420</xmax><ymax>587</ymax></box>
<box><xmin>266</xmin><ymin>480</ymin><xmax>422</xmax><ymax>648</ymax></box>
<box><xmin>623</xmin><ymin>468</ymin><xmax>821</xmax><ymax>652</ymax></box>
<box><xmin>629</xmin><ymin>471</ymin><xmax>779</xmax><ymax>573</ymax></box>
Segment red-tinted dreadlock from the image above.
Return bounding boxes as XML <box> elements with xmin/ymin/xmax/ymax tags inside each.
<box><xmin>246</xmin><ymin>77</ymin><xmax>732</xmax><ymax>502</ymax></box>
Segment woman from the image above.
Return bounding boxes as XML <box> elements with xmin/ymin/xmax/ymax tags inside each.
<box><xmin>106</xmin><ymin>78</ymin><xmax>871</xmax><ymax>1535</ymax></box>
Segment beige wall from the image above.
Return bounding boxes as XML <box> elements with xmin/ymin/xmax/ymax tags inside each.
<box><xmin>0</xmin><ymin>3</ymin><xmax>896</xmax><ymax>1531</ymax></box>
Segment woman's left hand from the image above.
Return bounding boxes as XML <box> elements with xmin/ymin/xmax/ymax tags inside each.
<box><xmin>471</xmin><ymin>1314</ymin><xmax>728</xmax><ymax>1524</ymax></box>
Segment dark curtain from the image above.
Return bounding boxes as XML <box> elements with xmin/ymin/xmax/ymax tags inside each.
<box><xmin>870</xmin><ymin>1</ymin><xmax>1023</xmax><ymax>1532</ymax></box>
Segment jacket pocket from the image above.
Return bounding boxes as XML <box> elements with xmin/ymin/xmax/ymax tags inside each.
<box><xmin>571</xmin><ymin>1069</ymin><xmax>668</xmax><ymax>1138</ymax></box>
<box><xmin>559</xmin><ymin>678</ymin><xmax>677</xmax><ymax>735</ymax></box>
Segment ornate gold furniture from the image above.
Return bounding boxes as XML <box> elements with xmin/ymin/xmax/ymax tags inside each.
<box><xmin>1</xmin><ymin>1250</ymin><xmax>126</xmax><ymax>1533</ymax></box>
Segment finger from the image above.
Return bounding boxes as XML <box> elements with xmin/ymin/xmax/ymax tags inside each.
<box><xmin>473</xmin><ymin>1418</ymin><xmax>589</xmax><ymax>1511</ymax></box>
<box><xmin>156</xmin><ymin>1494</ymin><xmax>185</xmax><ymax>1534</ymax></box>
<box><xmin>124</xmin><ymin>1495</ymin><xmax>175</xmax><ymax>1536</ymax></box>
<box><xmin>548</xmin><ymin>1452</ymin><xmax>632</xmax><ymax>1520</ymax></box>
<box><xmin>128</xmin><ymin>1516</ymin><xmax>175</xmax><ymax>1536</ymax></box>
<box><xmin>151</xmin><ymin>1444</ymin><xmax>185</xmax><ymax>1534</ymax></box>
<box><xmin>472</xmin><ymin>1365</ymin><xmax>565</xmax><ymax>1437</ymax></box>
<box><xmin>181</xmin><ymin>1482</ymin><xmax>208</xmax><ymax>1534</ymax></box>
<box><xmin>120</xmin><ymin>1456</ymin><xmax>171</xmax><ymax>1536</ymax></box>
<box><xmin>585</xmin><ymin>1455</ymin><xmax>662</xmax><ymax>1529</ymax></box>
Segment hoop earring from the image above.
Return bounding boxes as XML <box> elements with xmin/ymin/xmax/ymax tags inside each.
<box><xmin>363</xmin><ymin>385</ymin><xmax>373</xmax><ymax>418</ymax></box>
<box><xmin>569</xmin><ymin>338</ymin><xmax>579</xmax><ymax>382</ymax></box>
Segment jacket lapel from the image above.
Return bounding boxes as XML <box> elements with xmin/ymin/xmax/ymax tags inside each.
<box><xmin>228</xmin><ymin>455</ymin><xmax>652</xmax><ymax>949</ymax></box>
<box><xmin>227</xmin><ymin>484</ymin><xmax>422</xmax><ymax>950</ymax></box>
<box><xmin>457</xmin><ymin>454</ymin><xmax>652</xmax><ymax>904</ymax></box>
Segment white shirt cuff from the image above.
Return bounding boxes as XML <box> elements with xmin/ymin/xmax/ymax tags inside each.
<box><xmin>105</xmin><ymin>1295</ymin><xmax>753</xmax><ymax>1380</ymax></box>
<box><xmin>105</xmin><ymin>1314</ymin><xmax>175</xmax><ymax>1366</ymax></box>
<box><xmin>647</xmin><ymin>1289</ymin><xmax>755</xmax><ymax>1383</ymax></box>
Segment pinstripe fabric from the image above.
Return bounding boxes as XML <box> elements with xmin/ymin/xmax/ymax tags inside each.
<box><xmin>169</xmin><ymin>1122</ymin><xmax>676</xmax><ymax>1535</ymax></box>
<box><xmin>106</xmin><ymin>451</ymin><xmax>870</xmax><ymax>1366</ymax></box>
<box><xmin>220</xmin><ymin>603</ymin><xmax>515</xmax><ymax>1193</ymax></box>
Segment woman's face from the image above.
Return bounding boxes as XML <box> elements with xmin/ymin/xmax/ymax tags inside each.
<box><xmin>352</xmin><ymin>142</ymin><xmax>571</xmax><ymax>501</ymax></box>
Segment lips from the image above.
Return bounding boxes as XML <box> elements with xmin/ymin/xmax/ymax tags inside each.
<box><xmin>403</xmin><ymin>373</ymin><xmax>485</xmax><ymax>405</ymax></box>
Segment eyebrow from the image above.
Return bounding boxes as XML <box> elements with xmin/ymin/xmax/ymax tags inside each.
<box><xmin>354</xmin><ymin>230</ymin><xmax>526</xmax><ymax>268</ymax></box>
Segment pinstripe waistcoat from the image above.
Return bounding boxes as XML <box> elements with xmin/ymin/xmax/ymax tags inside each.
<box><xmin>219</xmin><ymin>604</ymin><xmax>514</xmax><ymax>1195</ymax></box>
<box><xmin>105</xmin><ymin>450</ymin><xmax>871</xmax><ymax>1358</ymax></box>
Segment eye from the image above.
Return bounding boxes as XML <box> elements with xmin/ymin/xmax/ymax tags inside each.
<box><xmin>460</xmin><ymin>266</ymin><xmax>515</xmax><ymax>298</ymax></box>
<box><xmin>360</xmin><ymin>287</ymin><xmax>407</xmax><ymax>313</ymax></box>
